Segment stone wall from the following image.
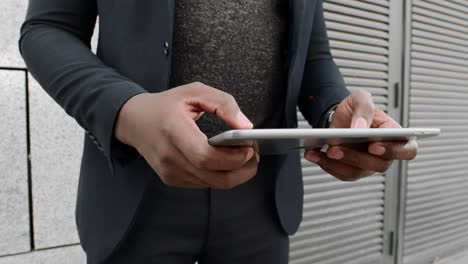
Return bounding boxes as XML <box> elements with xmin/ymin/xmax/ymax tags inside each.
<box><xmin>0</xmin><ymin>0</ymin><xmax>86</xmax><ymax>262</ymax></box>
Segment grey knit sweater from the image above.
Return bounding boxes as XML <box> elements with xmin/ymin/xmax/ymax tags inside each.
<box><xmin>169</xmin><ymin>0</ymin><xmax>289</xmax><ymax>137</ymax></box>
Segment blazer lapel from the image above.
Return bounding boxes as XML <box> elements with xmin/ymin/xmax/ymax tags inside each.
<box><xmin>289</xmin><ymin>0</ymin><xmax>306</xmax><ymax>53</ymax></box>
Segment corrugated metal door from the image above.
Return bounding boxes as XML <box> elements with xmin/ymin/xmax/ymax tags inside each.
<box><xmin>401</xmin><ymin>0</ymin><xmax>468</xmax><ymax>263</ymax></box>
<box><xmin>290</xmin><ymin>1</ymin><xmax>401</xmax><ymax>263</ymax></box>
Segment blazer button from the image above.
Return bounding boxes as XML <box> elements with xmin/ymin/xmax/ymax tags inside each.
<box><xmin>164</xmin><ymin>41</ymin><xmax>169</xmax><ymax>56</ymax></box>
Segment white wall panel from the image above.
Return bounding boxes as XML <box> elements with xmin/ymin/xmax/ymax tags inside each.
<box><xmin>0</xmin><ymin>245</ymin><xmax>85</xmax><ymax>264</ymax></box>
<box><xmin>0</xmin><ymin>70</ymin><xmax>30</xmax><ymax>256</ymax></box>
<box><xmin>0</xmin><ymin>0</ymin><xmax>27</xmax><ymax>68</ymax></box>
<box><xmin>29</xmin><ymin>77</ymin><xmax>83</xmax><ymax>249</ymax></box>
<box><xmin>403</xmin><ymin>0</ymin><xmax>468</xmax><ymax>263</ymax></box>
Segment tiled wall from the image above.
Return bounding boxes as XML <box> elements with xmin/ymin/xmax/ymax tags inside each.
<box><xmin>0</xmin><ymin>0</ymin><xmax>86</xmax><ymax>262</ymax></box>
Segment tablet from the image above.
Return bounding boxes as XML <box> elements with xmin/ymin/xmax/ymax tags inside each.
<box><xmin>208</xmin><ymin>128</ymin><xmax>440</xmax><ymax>155</ymax></box>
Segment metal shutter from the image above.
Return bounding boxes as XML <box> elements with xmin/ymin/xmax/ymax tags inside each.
<box><xmin>403</xmin><ymin>0</ymin><xmax>468</xmax><ymax>263</ymax></box>
<box><xmin>290</xmin><ymin>1</ymin><xmax>392</xmax><ymax>263</ymax></box>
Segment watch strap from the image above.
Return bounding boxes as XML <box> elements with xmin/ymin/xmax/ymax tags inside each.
<box><xmin>320</xmin><ymin>104</ymin><xmax>339</xmax><ymax>128</ymax></box>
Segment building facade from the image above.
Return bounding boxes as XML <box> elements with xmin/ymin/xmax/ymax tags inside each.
<box><xmin>1</xmin><ymin>1</ymin><xmax>467</xmax><ymax>263</ymax></box>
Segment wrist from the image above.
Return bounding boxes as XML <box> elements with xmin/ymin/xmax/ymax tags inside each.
<box><xmin>114</xmin><ymin>92</ymin><xmax>150</xmax><ymax>148</ymax></box>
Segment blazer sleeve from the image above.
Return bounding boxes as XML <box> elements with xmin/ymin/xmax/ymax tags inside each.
<box><xmin>298</xmin><ymin>0</ymin><xmax>350</xmax><ymax>128</ymax></box>
<box><xmin>19</xmin><ymin>0</ymin><xmax>148</xmax><ymax>170</ymax></box>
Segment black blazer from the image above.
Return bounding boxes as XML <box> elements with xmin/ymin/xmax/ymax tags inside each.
<box><xmin>20</xmin><ymin>0</ymin><xmax>349</xmax><ymax>262</ymax></box>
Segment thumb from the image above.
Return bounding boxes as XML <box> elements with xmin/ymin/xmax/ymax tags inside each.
<box><xmin>184</xmin><ymin>82</ymin><xmax>253</xmax><ymax>129</ymax></box>
<box><xmin>349</xmin><ymin>90</ymin><xmax>375</xmax><ymax>128</ymax></box>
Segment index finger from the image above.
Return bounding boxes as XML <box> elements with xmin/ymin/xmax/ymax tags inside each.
<box><xmin>184</xmin><ymin>82</ymin><xmax>253</xmax><ymax>129</ymax></box>
<box><xmin>368</xmin><ymin>140</ymin><xmax>418</xmax><ymax>160</ymax></box>
<box><xmin>170</xmin><ymin>118</ymin><xmax>255</xmax><ymax>170</ymax></box>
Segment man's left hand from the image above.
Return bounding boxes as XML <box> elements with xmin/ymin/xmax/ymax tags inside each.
<box><xmin>304</xmin><ymin>90</ymin><xmax>418</xmax><ymax>181</ymax></box>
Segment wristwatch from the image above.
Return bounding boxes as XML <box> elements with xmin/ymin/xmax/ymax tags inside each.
<box><xmin>321</xmin><ymin>104</ymin><xmax>339</xmax><ymax>128</ymax></box>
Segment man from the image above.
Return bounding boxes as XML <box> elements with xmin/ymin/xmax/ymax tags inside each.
<box><xmin>20</xmin><ymin>0</ymin><xmax>417</xmax><ymax>263</ymax></box>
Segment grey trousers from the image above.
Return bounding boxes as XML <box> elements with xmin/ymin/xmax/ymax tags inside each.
<box><xmin>105</xmin><ymin>156</ymin><xmax>289</xmax><ymax>264</ymax></box>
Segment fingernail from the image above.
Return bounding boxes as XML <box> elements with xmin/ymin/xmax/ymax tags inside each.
<box><xmin>306</xmin><ymin>152</ymin><xmax>320</xmax><ymax>163</ymax></box>
<box><xmin>329</xmin><ymin>149</ymin><xmax>344</xmax><ymax>160</ymax></box>
<box><xmin>370</xmin><ymin>145</ymin><xmax>385</xmax><ymax>155</ymax></box>
<box><xmin>246</xmin><ymin>150</ymin><xmax>254</xmax><ymax>161</ymax></box>
<box><xmin>352</xmin><ymin>117</ymin><xmax>368</xmax><ymax>128</ymax></box>
<box><xmin>238</xmin><ymin>113</ymin><xmax>253</xmax><ymax>128</ymax></box>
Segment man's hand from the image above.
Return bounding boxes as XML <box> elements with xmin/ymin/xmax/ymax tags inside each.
<box><xmin>115</xmin><ymin>82</ymin><xmax>259</xmax><ymax>189</ymax></box>
<box><xmin>305</xmin><ymin>90</ymin><xmax>418</xmax><ymax>181</ymax></box>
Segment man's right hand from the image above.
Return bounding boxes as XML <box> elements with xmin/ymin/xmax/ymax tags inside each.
<box><xmin>114</xmin><ymin>82</ymin><xmax>259</xmax><ymax>189</ymax></box>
